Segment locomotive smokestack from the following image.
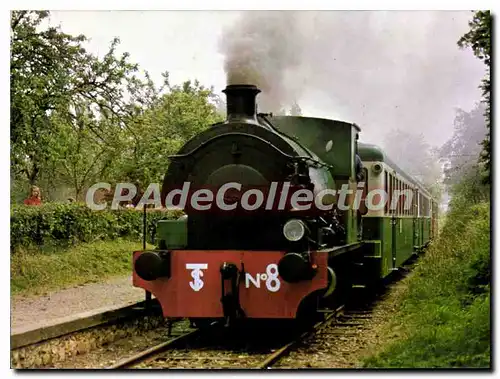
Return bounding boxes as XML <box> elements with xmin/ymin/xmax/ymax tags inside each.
<box><xmin>222</xmin><ymin>84</ymin><xmax>261</xmax><ymax>124</ymax></box>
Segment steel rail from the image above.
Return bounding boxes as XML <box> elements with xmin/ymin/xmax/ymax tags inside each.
<box><xmin>107</xmin><ymin>329</ymin><xmax>201</xmax><ymax>369</ymax></box>
<box><xmin>108</xmin><ymin>306</ymin><xmax>346</xmax><ymax>370</ymax></box>
<box><xmin>256</xmin><ymin>305</ymin><xmax>345</xmax><ymax>369</ymax></box>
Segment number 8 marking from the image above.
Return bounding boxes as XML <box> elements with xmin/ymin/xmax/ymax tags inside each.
<box><xmin>266</xmin><ymin>264</ymin><xmax>280</xmax><ymax>292</ymax></box>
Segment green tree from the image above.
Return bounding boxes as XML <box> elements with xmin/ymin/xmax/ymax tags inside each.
<box><xmin>458</xmin><ymin>10</ymin><xmax>491</xmax><ymax>183</ymax></box>
<box><xmin>382</xmin><ymin>129</ymin><xmax>443</xmax><ymax>198</ymax></box>
<box><xmin>11</xmin><ymin>11</ymin><xmax>224</xmax><ymax>203</ymax></box>
<box><xmin>117</xmin><ymin>76</ymin><xmax>224</xmax><ymax>186</ymax></box>
<box><xmin>289</xmin><ymin>101</ymin><xmax>302</xmax><ymax>116</ymax></box>
<box><xmin>440</xmin><ymin>103</ymin><xmax>487</xmax><ymax>186</ymax></box>
<box><xmin>49</xmin><ymin>107</ymin><xmax>121</xmax><ymax>200</ymax></box>
<box><xmin>10</xmin><ymin>11</ymin><xmax>153</xmax><ymax>185</ymax></box>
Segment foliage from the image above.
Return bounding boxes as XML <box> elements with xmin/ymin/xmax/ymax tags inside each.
<box><xmin>458</xmin><ymin>10</ymin><xmax>491</xmax><ymax>183</ymax></box>
<box><xmin>10</xmin><ymin>203</ymin><xmax>181</xmax><ymax>252</ymax></box>
<box><xmin>10</xmin><ymin>11</ymin><xmax>223</xmax><ymax>202</ymax></box>
<box><xmin>363</xmin><ymin>173</ymin><xmax>490</xmax><ymax>368</ymax></box>
<box><xmin>440</xmin><ymin>103</ymin><xmax>488</xmax><ymax>186</ymax></box>
<box><xmin>117</xmin><ymin>76</ymin><xmax>224</xmax><ymax>186</ymax></box>
<box><xmin>11</xmin><ymin>238</ymin><xmax>153</xmax><ymax>295</ymax></box>
<box><xmin>49</xmin><ymin>110</ymin><xmax>121</xmax><ymax>198</ymax></box>
<box><xmin>289</xmin><ymin>102</ymin><xmax>303</xmax><ymax>116</ymax></box>
<box><xmin>10</xmin><ymin>11</ymin><xmax>154</xmax><ymax>186</ymax></box>
<box><xmin>382</xmin><ymin>129</ymin><xmax>443</xmax><ymax>198</ymax></box>
<box><xmin>447</xmin><ymin>166</ymin><xmax>490</xmax><ymax>206</ymax></box>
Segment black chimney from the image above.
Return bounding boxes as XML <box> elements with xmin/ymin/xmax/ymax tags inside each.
<box><xmin>222</xmin><ymin>84</ymin><xmax>261</xmax><ymax>124</ymax></box>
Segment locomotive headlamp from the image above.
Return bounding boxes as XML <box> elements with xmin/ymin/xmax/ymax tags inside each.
<box><xmin>283</xmin><ymin>219</ymin><xmax>306</xmax><ymax>242</ymax></box>
<box><xmin>372</xmin><ymin>163</ymin><xmax>383</xmax><ymax>175</ymax></box>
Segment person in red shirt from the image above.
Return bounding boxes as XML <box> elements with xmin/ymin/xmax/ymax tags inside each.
<box><xmin>24</xmin><ymin>186</ymin><xmax>42</xmax><ymax>206</ymax></box>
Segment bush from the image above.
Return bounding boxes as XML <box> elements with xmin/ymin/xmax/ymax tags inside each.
<box><xmin>10</xmin><ymin>203</ymin><xmax>182</xmax><ymax>253</ymax></box>
<box><xmin>363</xmin><ymin>201</ymin><xmax>491</xmax><ymax>368</ymax></box>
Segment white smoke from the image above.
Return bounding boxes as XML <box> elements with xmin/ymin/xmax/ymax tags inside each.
<box><xmin>219</xmin><ymin>11</ymin><xmax>307</xmax><ymax>112</ymax></box>
<box><xmin>219</xmin><ymin>11</ymin><xmax>485</xmax><ymax>145</ymax></box>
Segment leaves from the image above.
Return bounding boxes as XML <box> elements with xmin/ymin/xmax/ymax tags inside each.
<box><xmin>10</xmin><ymin>11</ymin><xmax>223</xmax><ymax>201</ymax></box>
<box><xmin>457</xmin><ymin>11</ymin><xmax>491</xmax><ymax>183</ymax></box>
<box><xmin>289</xmin><ymin>101</ymin><xmax>302</xmax><ymax>116</ymax></box>
<box><xmin>10</xmin><ymin>203</ymin><xmax>180</xmax><ymax>252</ymax></box>
<box><xmin>382</xmin><ymin>129</ymin><xmax>443</xmax><ymax>196</ymax></box>
<box><xmin>115</xmin><ymin>79</ymin><xmax>224</xmax><ymax>186</ymax></box>
<box><xmin>458</xmin><ymin>11</ymin><xmax>491</xmax><ymax>66</ymax></box>
<box><xmin>440</xmin><ymin>104</ymin><xmax>488</xmax><ymax>186</ymax></box>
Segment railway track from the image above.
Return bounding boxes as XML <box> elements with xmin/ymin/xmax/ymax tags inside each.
<box><xmin>107</xmin><ymin>265</ymin><xmax>412</xmax><ymax>370</ymax></box>
<box><xmin>13</xmin><ymin>258</ymin><xmax>416</xmax><ymax>369</ymax></box>
<box><xmin>107</xmin><ymin>306</ymin><xmax>346</xmax><ymax>369</ymax></box>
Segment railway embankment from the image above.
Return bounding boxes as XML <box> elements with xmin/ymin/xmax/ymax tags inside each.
<box><xmin>11</xmin><ymin>239</ymin><xmax>145</xmax><ymax>297</ymax></box>
<box><xmin>10</xmin><ymin>204</ymin><xmax>178</xmax><ymax>296</ymax></box>
<box><xmin>362</xmin><ymin>198</ymin><xmax>490</xmax><ymax>368</ymax></box>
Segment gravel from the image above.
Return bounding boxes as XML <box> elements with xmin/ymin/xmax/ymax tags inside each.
<box><xmin>274</xmin><ymin>277</ymin><xmax>411</xmax><ymax>368</ymax></box>
<box><xmin>11</xmin><ymin>314</ymin><xmax>172</xmax><ymax>368</ymax></box>
<box><xmin>54</xmin><ymin>320</ymin><xmax>192</xmax><ymax>369</ymax></box>
<box><xmin>11</xmin><ymin>275</ymin><xmax>145</xmax><ymax>331</ymax></box>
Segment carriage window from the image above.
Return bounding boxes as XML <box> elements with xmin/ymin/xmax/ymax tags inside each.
<box><xmin>408</xmin><ymin>187</ymin><xmax>411</xmax><ymax>216</ymax></box>
<box><xmin>396</xmin><ymin>177</ymin><xmax>399</xmax><ymax>215</ymax></box>
<box><xmin>403</xmin><ymin>183</ymin><xmax>406</xmax><ymax>216</ymax></box>
<box><xmin>400</xmin><ymin>180</ymin><xmax>403</xmax><ymax>216</ymax></box>
<box><xmin>398</xmin><ymin>179</ymin><xmax>402</xmax><ymax>216</ymax></box>
<box><xmin>391</xmin><ymin>178</ymin><xmax>395</xmax><ymax>215</ymax></box>
<box><xmin>417</xmin><ymin>193</ymin><xmax>420</xmax><ymax>217</ymax></box>
<box><xmin>405</xmin><ymin>184</ymin><xmax>409</xmax><ymax>216</ymax></box>
<box><xmin>394</xmin><ymin>179</ymin><xmax>397</xmax><ymax>216</ymax></box>
<box><xmin>397</xmin><ymin>177</ymin><xmax>400</xmax><ymax>215</ymax></box>
<box><xmin>400</xmin><ymin>181</ymin><xmax>403</xmax><ymax>216</ymax></box>
<box><xmin>363</xmin><ymin>168</ymin><xmax>368</xmax><ymax>194</ymax></box>
<box><xmin>418</xmin><ymin>194</ymin><xmax>421</xmax><ymax>217</ymax></box>
<box><xmin>384</xmin><ymin>171</ymin><xmax>388</xmax><ymax>214</ymax></box>
<box><xmin>402</xmin><ymin>182</ymin><xmax>405</xmax><ymax>215</ymax></box>
<box><xmin>419</xmin><ymin>194</ymin><xmax>423</xmax><ymax>217</ymax></box>
<box><xmin>388</xmin><ymin>174</ymin><xmax>393</xmax><ymax>215</ymax></box>
<box><xmin>392</xmin><ymin>175</ymin><xmax>396</xmax><ymax>215</ymax></box>
<box><xmin>412</xmin><ymin>187</ymin><xmax>416</xmax><ymax>216</ymax></box>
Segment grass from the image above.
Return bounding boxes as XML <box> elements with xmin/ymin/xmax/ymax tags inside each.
<box><xmin>11</xmin><ymin>238</ymin><xmax>153</xmax><ymax>296</ymax></box>
<box><xmin>363</xmin><ymin>202</ymin><xmax>491</xmax><ymax>368</ymax></box>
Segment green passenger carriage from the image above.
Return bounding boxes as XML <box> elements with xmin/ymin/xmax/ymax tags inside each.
<box><xmin>358</xmin><ymin>143</ymin><xmax>436</xmax><ymax>279</ymax></box>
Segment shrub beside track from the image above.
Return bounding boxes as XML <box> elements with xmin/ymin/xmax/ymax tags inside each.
<box><xmin>10</xmin><ymin>203</ymin><xmax>181</xmax><ymax>253</ymax></box>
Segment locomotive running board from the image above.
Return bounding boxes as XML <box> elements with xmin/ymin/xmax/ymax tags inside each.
<box><xmin>317</xmin><ymin>242</ymin><xmax>364</xmax><ymax>259</ymax></box>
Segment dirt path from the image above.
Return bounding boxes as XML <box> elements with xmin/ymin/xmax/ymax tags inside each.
<box><xmin>11</xmin><ymin>276</ymin><xmax>145</xmax><ymax>332</ymax></box>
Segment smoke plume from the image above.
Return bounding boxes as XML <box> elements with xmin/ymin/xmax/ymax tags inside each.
<box><xmin>219</xmin><ymin>11</ymin><xmax>307</xmax><ymax>112</ymax></box>
<box><xmin>219</xmin><ymin>11</ymin><xmax>485</xmax><ymax>146</ymax></box>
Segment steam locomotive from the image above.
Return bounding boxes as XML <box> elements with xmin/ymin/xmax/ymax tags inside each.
<box><xmin>132</xmin><ymin>84</ymin><xmax>437</xmax><ymax>325</ymax></box>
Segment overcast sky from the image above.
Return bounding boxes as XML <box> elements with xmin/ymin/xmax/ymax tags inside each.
<box><xmin>46</xmin><ymin>10</ymin><xmax>486</xmax><ymax>147</ymax></box>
